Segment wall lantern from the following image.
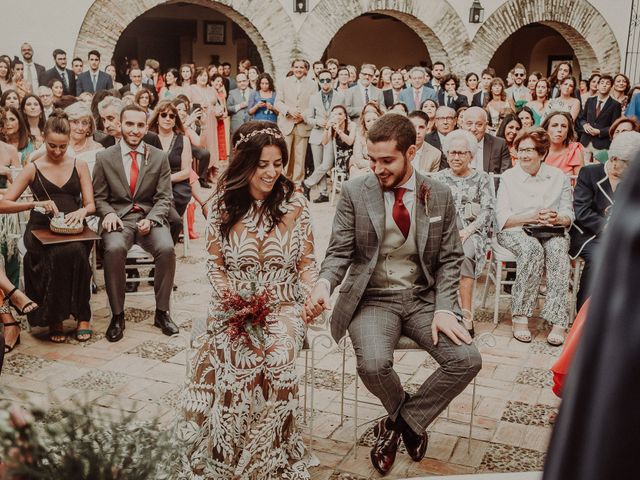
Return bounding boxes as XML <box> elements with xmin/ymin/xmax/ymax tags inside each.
<box><xmin>294</xmin><ymin>0</ymin><xmax>308</xmax><ymax>13</ymax></box>
<box><xmin>469</xmin><ymin>1</ymin><xmax>485</xmax><ymax>23</ymax></box>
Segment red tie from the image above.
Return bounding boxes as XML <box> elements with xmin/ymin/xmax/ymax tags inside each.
<box><xmin>129</xmin><ymin>150</ymin><xmax>139</xmax><ymax>196</ymax></box>
<box><xmin>392</xmin><ymin>187</ymin><xmax>410</xmax><ymax>238</ymax></box>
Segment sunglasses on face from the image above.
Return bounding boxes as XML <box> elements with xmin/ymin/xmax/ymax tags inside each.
<box><xmin>514</xmin><ymin>73</ymin><xmax>526</xmax><ymax>77</ymax></box>
<box><xmin>160</xmin><ymin>112</ymin><xmax>176</xmax><ymax>119</ymax></box>
<box><xmin>318</xmin><ymin>78</ymin><xmax>332</xmax><ymax>84</ymax></box>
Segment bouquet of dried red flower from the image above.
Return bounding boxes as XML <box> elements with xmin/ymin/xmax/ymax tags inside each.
<box><xmin>213</xmin><ymin>287</ymin><xmax>273</xmax><ymax>344</ymax></box>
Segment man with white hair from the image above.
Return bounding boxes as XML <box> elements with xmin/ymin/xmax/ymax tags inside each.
<box><xmin>37</xmin><ymin>86</ymin><xmax>54</xmax><ymax>118</ymax></box>
<box><xmin>399</xmin><ymin>67</ymin><xmax>437</xmax><ymax>112</ymax></box>
<box><xmin>570</xmin><ymin>130</ymin><xmax>640</xmax><ymax>308</ymax></box>
<box><xmin>461</xmin><ymin>106</ymin><xmax>511</xmax><ymax>173</ymax></box>
<box><xmin>425</xmin><ymin>106</ymin><xmax>457</xmax><ymax>168</ymax></box>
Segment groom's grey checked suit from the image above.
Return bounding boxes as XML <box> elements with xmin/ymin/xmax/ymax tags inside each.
<box><xmin>318</xmin><ymin>171</ymin><xmax>482</xmax><ymax>434</ymax></box>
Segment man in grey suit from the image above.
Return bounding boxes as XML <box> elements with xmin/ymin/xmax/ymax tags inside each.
<box><xmin>93</xmin><ymin>104</ymin><xmax>178</xmax><ymax>343</ymax></box>
<box><xmin>305</xmin><ymin>114</ymin><xmax>481</xmax><ymax>475</ymax></box>
<box><xmin>398</xmin><ymin>67</ymin><xmax>437</xmax><ymax>112</ymax></box>
<box><xmin>462</xmin><ymin>107</ymin><xmax>511</xmax><ymax>173</ymax></box>
<box><xmin>226</xmin><ymin>72</ymin><xmax>253</xmax><ymax>137</ymax></box>
<box><xmin>302</xmin><ymin>69</ymin><xmax>346</xmax><ymax>202</ymax></box>
<box><xmin>345</xmin><ymin>63</ymin><xmax>386</xmax><ymax>119</ymax></box>
<box><xmin>76</xmin><ymin>50</ymin><xmax>113</xmax><ymax>95</ymax></box>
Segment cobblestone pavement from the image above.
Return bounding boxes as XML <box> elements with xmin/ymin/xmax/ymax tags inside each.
<box><xmin>0</xmin><ymin>201</ymin><xmax>561</xmax><ymax>479</ymax></box>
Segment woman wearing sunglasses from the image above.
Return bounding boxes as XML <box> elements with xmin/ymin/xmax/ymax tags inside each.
<box><xmin>148</xmin><ymin>101</ymin><xmax>193</xmax><ymax>243</ymax></box>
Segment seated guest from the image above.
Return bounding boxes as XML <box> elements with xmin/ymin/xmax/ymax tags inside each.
<box><xmin>570</xmin><ymin>131</ymin><xmax>640</xmax><ymax>309</ymax></box>
<box><xmin>350</xmin><ymin>102</ymin><xmax>383</xmax><ymax>177</ymax></box>
<box><xmin>496</xmin><ymin>113</ymin><xmax>522</xmax><ymax>165</ymax></box>
<box><xmin>424</xmin><ymin>105</ymin><xmax>456</xmax><ymax>162</ymax></box>
<box><xmin>420</xmin><ymin>99</ymin><xmax>438</xmax><ymax>132</ymax></box>
<box><xmin>0</xmin><ymin>265</ymin><xmax>39</xmax><ymax>354</ymax></box>
<box><xmin>95</xmin><ymin>96</ymin><xmax>162</xmax><ymax>149</ymax></box>
<box><xmin>438</xmin><ymin>74</ymin><xmax>469</xmax><ymax>111</ymax></box>
<box><xmin>592</xmin><ymin>116</ymin><xmax>640</xmax><ymax>164</ymax></box>
<box><xmin>542</xmin><ymin>111</ymin><xmax>584</xmax><ymax>176</ymax></box>
<box><xmin>496</xmin><ymin>127</ymin><xmax>574</xmax><ymax>345</ymax></box>
<box><xmin>390</xmin><ymin>102</ymin><xmax>409</xmax><ymax>115</ymax></box>
<box><xmin>92</xmin><ymin>104</ymin><xmax>177</xmax><ymax>342</ymax></box>
<box><xmin>433</xmin><ymin>129</ymin><xmax>494</xmax><ymax>335</ymax></box>
<box><xmin>461</xmin><ymin>106</ymin><xmax>512</xmax><ymax>173</ymax></box>
<box><xmin>0</xmin><ymin>110</ymin><xmax>95</xmax><ymax>343</ymax></box>
<box><xmin>517</xmin><ymin>105</ymin><xmax>535</xmax><ymax>128</ymax></box>
<box><xmin>148</xmin><ymin>101</ymin><xmax>193</xmax><ymax>243</ymax></box>
<box><xmin>408</xmin><ymin>110</ymin><xmax>444</xmax><ymax>173</ymax></box>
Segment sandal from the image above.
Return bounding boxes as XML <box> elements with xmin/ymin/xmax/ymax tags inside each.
<box><xmin>49</xmin><ymin>322</ymin><xmax>66</xmax><ymax>344</ymax></box>
<box><xmin>547</xmin><ymin>325</ymin><xmax>566</xmax><ymax>346</ymax></box>
<box><xmin>2</xmin><ymin>321</ymin><xmax>21</xmax><ymax>353</ymax></box>
<box><xmin>511</xmin><ymin>316</ymin><xmax>532</xmax><ymax>343</ymax></box>
<box><xmin>3</xmin><ymin>287</ymin><xmax>38</xmax><ymax>316</ymax></box>
<box><xmin>75</xmin><ymin>321</ymin><xmax>93</xmax><ymax>342</ymax></box>
<box><xmin>461</xmin><ymin>309</ymin><xmax>475</xmax><ymax>338</ymax></box>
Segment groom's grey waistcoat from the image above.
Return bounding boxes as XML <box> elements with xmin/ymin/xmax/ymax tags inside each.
<box><xmin>319</xmin><ymin>172</ymin><xmax>463</xmax><ymax>342</ymax></box>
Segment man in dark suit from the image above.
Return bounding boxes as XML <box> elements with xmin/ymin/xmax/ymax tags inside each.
<box><xmin>461</xmin><ymin>106</ymin><xmax>511</xmax><ymax>173</ymax></box>
<box><xmin>39</xmin><ymin>48</ymin><xmax>76</xmax><ymax>96</ymax></box>
<box><xmin>305</xmin><ymin>114</ymin><xmax>480</xmax><ymax>475</ymax></box>
<box><xmin>437</xmin><ymin>74</ymin><xmax>469</xmax><ymax>110</ymax></box>
<box><xmin>20</xmin><ymin>42</ymin><xmax>45</xmax><ymax>94</ymax></box>
<box><xmin>578</xmin><ymin>75</ymin><xmax>622</xmax><ymax>152</ymax></box>
<box><xmin>93</xmin><ymin>104</ymin><xmax>178</xmax><ymax>343</ymax></box>
<box><xmin>76</xmin><ymin>50</ymin><xmax>113</xmax><ymax>95</ymax></box>
<box><xmin>383</xmin><ymin>70</ymin><xmax>406</xmax><ymax>109</ymax></box>
<box><xmin>119</xmin><ymin>68</ymin><xmax>152</xmax><ymax>96</ymax></box>
<box><xmin>471</xmin><ymin>68</ymin><xmax>495</xmax><ymax>107</ymax></box>
<box><xmin>425</xmin><ymin>106</ymin><xmax>457</xmax><ymax>168</ymax></box>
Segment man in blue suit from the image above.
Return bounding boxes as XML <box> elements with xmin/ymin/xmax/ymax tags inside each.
<box><xmin>399</xmin><ymin>67</ymin><xmax>437</xmax><ymax>112</ymax></box>
<box><xmin>76</xmin><ymin>50</ymin><xmax>113</xmax><ymax>95</ymax></box>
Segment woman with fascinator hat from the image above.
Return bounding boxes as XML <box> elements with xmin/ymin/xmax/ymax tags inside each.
<box><xmin>178</xmin><ymin>121</ymin><xmax>320</xmax><ymax>479</ymax></box>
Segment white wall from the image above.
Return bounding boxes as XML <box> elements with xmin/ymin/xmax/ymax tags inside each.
<box><xmin>0</xmin><ymin>0</ymin><xmax>630</xmax><ymax>71</ymax></box>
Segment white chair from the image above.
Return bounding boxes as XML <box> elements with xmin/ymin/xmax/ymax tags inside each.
<box><xmin>330</xmin><ymin>168</ymin><xmax>348</xmax><ymax>206</ymax></box>
<box><xmin>480</xmin><ymin>239</ymin><xmax>518</xmax><ymax>324</ymax></box>
<box><xmin>120</xmin><ymin>245</ymin><xmax>163</xmax><ymax>299</ymax></box>
<box><xmin>181</xmin><ymin>209</ymin><xmax>190</xmax><ymax>258</ymax></box>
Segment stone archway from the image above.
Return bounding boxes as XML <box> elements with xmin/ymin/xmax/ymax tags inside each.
<box><xmin>74</xmin><ymin>0</ymin><xmax>295</xmax><ymax>79</ymax></box>
<box><xmin>471</xmin><ymin>0</ymin><xmax>621</xmax><ymax>76</ymax></box>
<box><xmin>298</xmin><ymin>0</ymin><xmax>470</xmax><ymax>74</ymax></box>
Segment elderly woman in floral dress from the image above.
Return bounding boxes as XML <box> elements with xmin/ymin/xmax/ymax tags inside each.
<box><xmin>433</xmin><ymin>129</ymin><xmax>494</xmax><ymax>336</ymax></box>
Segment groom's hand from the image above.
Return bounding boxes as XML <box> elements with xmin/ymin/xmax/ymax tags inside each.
<box><xmin>303</xmin><ymin>281</ymin><xmax>331</xmax><ymax>323</ymax></box>
<box><xmin>431</xmin><ymin>311</ymin><xmax>472</xmax><ymax>346</ymax></box>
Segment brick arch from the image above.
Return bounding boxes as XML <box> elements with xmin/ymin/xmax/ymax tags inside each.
<box><xmin>471</xmin><ymin>0</ymin><xmax>621</xmax><ymax>76</ymax></box>
<box><xmin>298</xmin><ymin>0</ymin><xmax>470</xmax><ymax>74</ymax></box>
<box><xmin>74</xmin><ymin>0</ymin><xmax>295</xmax><ymax>78</ymax></box>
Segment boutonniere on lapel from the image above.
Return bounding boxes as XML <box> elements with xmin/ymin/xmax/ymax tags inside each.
<box><xmin>143</xmin><ymin>143</ymin><xmax>150</xmax><ymax>167</ymax></box>
<box><xmin>418</xmin><ymin>182</ymin><xmax>432</xmax><ymax>216</ymax></box>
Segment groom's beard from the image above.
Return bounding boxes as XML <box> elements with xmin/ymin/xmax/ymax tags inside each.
<box><xmin>378</xmin><ymin>159</ymin><xmax>412</xmax><ymax>191</ymax></box>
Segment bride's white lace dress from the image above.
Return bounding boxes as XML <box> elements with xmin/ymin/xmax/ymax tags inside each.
<box><xmin>177</xmin><ymin>192</ymin><xmax>318</xmax><ymax>479</ymax></box>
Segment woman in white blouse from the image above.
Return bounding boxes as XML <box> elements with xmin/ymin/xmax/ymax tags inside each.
<box><xmin>495</xmin><ymin>127</ymin><xmax>574</xmax><ymax>346</ymax></box>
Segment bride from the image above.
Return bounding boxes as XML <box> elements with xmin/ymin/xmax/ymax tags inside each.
<box><xmin>178</xmin><ymin>121</ymin><xmax>319</xmax><ymax>479</ymax></box>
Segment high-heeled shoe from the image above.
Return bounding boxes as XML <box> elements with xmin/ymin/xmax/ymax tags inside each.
<box><xmin>3</xmin><ymin>321</ymin><xmax>21</xmax><ymax>353</ymax></box>
<box><xmin>461</xmin><ymin>309</ymin><xmax>475</xmax><ymax>338</ymax></box>
<box><xmin>512</xmin><ymin>316</ymin><xmax>532</xmax><ymax>343</ymax></box>
<box><xmin>3</xmin><ymin>287</ymin><xmax>38</xmax><ymax>316</ymax></box>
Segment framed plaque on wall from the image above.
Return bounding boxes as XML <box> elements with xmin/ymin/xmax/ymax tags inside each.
<box><xmin>204</xmin><ymin>21</ymin><xmax>226</xmax><ymax>45</ymax></box>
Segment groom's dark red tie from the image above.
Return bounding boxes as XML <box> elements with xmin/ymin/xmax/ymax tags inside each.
<box><xmin>393</xmin><ymin>187</ymin><xmax>410</xmax><ymax>238</ymax></box>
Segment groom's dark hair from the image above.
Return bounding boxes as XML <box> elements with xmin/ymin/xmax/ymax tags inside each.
<box><xmin>367</xmin><ymin>113</ymin><xmax>417</xmax><ymax>156</ymax></box>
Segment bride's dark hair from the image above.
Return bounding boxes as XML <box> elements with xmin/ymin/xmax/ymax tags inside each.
<box><xmin>217</xmin><ymin>121</ymin><xmax>294</xmax><ymax>240</ymax></box>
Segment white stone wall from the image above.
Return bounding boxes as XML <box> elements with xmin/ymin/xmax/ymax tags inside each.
<box><xmin>0</xmin><ymin>0</ymin><xmax>631</xmax><ymax>80</ymax></box>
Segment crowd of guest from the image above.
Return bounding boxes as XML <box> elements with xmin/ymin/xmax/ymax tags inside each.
<box><xmin>1</xmin><ymin>41</ymin><xmax>640</xmax><ymax>363</ymax></box>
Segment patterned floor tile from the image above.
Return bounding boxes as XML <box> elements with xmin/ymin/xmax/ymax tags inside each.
<box><xmin>529</xmin><ymin>341</ymin><xmax>562</xmax><ymax>356</ymax></box>
<box><xmin>3</xmin><ymin>353</ymin><xmax>53</xmax><ymax>377</ymax></box>
<box><xmin>478</xmin><ymin>443</ymin><xmax>545</xmax><ymax>472</ymax></box>
<box><xmin>422</xmin><ymin>355</ymin><xmax>439</xmax><ymax>369</ymax></box>
<box><xmin>358</xmin><ymin>423</ymin><xmax>408</xmax><ymax>454</ymax></box>
<box><xmin>302</xmin><ymin>367</ymin><xmax>356</xmax><ymax>391</ymax></box>
<box><xmin>329</xmin><ymin>472</ymin><xmax>368</xmax><ymax>480</ymax></box>
<box><xmin>158</xmin><ymin>387</ymin><xmax>182</xmax><ymax>409</ymax></box>
<box><xmin>515</xmin><ymin>367</ymin><xmax>553</xmax><ymax>387</ymax></box>
<box><xmin>125</xmin><ymin>340</ymin><xmax>184</xmax><ymax>361</ymax></box>
<box><xmin>500</xmin><ymin>401</ymin><xmax>556</xmax><ymax>427</ymax></box>
<box><xmin>178</xmin><ymin>256</ymin><xmax>204</xmax><ymax>265</ymax></box>
<box><xmin>64</xmin><ymin>370</ymin><xmax>129</xmax><ymax>392</ymax></box>
<box><xmin>125</xmin><ymin>307</ymin><xmax>155</xmax><ymax>324</ymax></box>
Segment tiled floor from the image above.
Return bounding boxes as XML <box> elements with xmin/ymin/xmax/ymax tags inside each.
<box><xmin>0</xmin><ymin>201</ymin><xmax>562</xmax><ymax>479</ymax></box>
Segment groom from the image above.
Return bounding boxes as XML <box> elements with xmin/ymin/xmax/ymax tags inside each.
<box><xmin>305</xmin><ymin>114</ymin><xmax>482</xmax><ymax>475</ymax></box>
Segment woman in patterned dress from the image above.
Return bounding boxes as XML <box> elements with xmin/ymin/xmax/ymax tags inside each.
<box><xmin>178</xmin><ymin>121</ymin><xmax>318</xmax><ymax>479</ymax></box>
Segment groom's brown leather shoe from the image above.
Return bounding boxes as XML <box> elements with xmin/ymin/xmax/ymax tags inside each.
<box><xmin>370</xmin><ymin>417</ymin><xmax>401</xmax><ymax>476</ymax></box>
<box><xmin>402</xmin><ymin>428</ymin><xmax>429</xmax><ymax>462</ymax></box>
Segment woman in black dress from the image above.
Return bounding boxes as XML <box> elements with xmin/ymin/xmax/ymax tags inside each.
<box><xmin>148</xmin><ymin>100</ymin><xmax>192</xmax><ymax>243</ymax></box>
<box><xmin>0</xmin><ymin>110</ymin><xmax>96</xmax><ymax>342</ymax></box>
